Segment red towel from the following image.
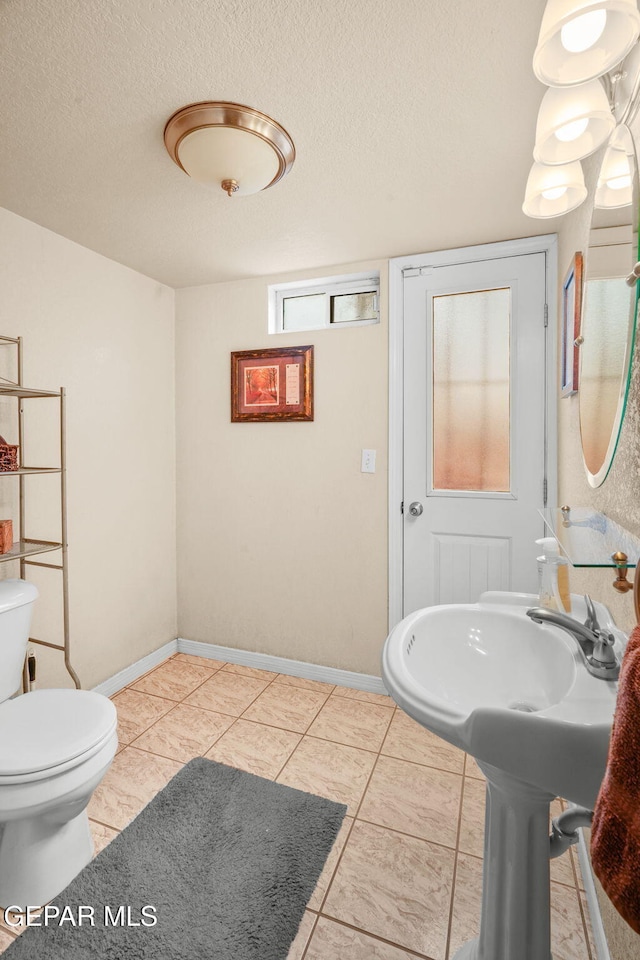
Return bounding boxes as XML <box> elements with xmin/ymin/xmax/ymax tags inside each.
<box><xmin>591</xmin><ymin>624</ymin><xmax>640</xmax><ymax>934</ymax></box>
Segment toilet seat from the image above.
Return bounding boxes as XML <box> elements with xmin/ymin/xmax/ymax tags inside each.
<box><xmin>0</xmin><ymin>689</ymin><xmax>117</xmax><ymax>781</ymax></box>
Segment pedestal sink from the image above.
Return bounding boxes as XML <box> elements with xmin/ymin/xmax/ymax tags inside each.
<box><xmin>381</xmin><ymin>592</ymin><xmax>623</xmax><ymax>960</ymax></box>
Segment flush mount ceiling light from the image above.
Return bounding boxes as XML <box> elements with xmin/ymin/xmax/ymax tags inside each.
<box><xmin>522</xmin><ymin>159</ymin><xmax>588</xmax><ymax>217</ymax></box>
<box><xmin>533</xmin><ymin>0</ymin><xmax>640</xmax><ymax>85</ymax></box>
<box><xmin>164</xmin><ymin>101</ymin><xmax>295</xmax><ymax>197</ymax></box>
<box><xmin>533</xmin><ymin>78</ymin><xmax>615</xmax><ymax>163</ymax></box>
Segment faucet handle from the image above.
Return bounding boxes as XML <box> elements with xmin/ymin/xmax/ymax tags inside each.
<box><xmin>584</xmin><ymin>595</ymin><xmax>600</xmax><ymax>634</ymax></box>
<box><xmin>591</xmin><ymin>629</ymin><xmax>618</xmax><ymax>670</ymax></box>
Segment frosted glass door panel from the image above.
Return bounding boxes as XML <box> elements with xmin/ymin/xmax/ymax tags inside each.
<box><xmin>432</xmin><ymin>288</ymin><xmax>511</xmax><ymax>492</ymax></box>
<box><xmin>402</xmin><ymin>250</ymin><xmax>546</xmax><ymax>616</ymax></box>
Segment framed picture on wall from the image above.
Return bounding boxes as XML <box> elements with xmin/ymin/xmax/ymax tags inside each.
<box><xmin>231</xmin><ymin>345</ymin><xmax>314</xmax><ymax>422</ymax></box>
<box><xmin>561</xmin><ymin>251</ymin><xmax>583</xmax><ymax>397</ymax></box>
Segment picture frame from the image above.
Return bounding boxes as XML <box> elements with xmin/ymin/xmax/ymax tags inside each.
<box><xmin>561</xmin><ymin>251</ymin><xmax>583</xmax><ymax>397</ymax></box>
<box><xmin>231</xmin><ymin>345</ymin><xmax>314</xmax><ymax>422</ymax></box>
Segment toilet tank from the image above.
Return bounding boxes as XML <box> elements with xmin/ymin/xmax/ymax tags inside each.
<box><xmin>0</xmin><ymin>580</ymin><xmax>39</xmax><ymax>702</ymax></box>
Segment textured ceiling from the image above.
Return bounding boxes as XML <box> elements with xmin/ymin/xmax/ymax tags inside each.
<box><xmin>0</xmin><ymin>0</ymin><xmax>551</xmax><ymax>287</ymax></box>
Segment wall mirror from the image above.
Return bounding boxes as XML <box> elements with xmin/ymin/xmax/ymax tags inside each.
<box><xmin>579</xmin><ymin>123</ymin><xmax>640</xmax><ymax>488</ymax></box>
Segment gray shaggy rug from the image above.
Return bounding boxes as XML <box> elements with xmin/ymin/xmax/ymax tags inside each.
<box><xmin>3</xmin><ymin>757</ymin><xmax>346</xmax><ymax>959</ymax></box>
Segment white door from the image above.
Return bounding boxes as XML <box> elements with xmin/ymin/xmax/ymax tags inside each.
<box><xmin>403</xmin><ymin>251</ymin><xmax>548</xmax><ymax>614</ymax></box>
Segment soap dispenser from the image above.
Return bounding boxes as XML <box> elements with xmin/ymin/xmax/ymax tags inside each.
<box><xmin>536</xmin><ymin>537</ymin><xmax>570</xmax><ymax>613</ymax></box>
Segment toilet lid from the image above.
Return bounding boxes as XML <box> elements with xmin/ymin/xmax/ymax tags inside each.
<box><xmin>0</xmin><ymin>689</ymin><xmax>117</xmax><ymax>776</ymax></box>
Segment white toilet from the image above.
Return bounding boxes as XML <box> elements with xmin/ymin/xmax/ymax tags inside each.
<box><xmin>0</xmin><ymin>580</ymin><xmax>118</xmax><ymax>908</ymax></box>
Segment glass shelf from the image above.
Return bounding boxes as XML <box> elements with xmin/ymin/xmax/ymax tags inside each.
<box><xmin>0</xmin><ymin>540</ymin><xmax>62</xmax><ymax>564</ymax></box>
<box><xmin>0</xmin><ymin>467</ymin><xmax>61</xmax><ymax>476</ymax></box>
<box><xmin>540</xmin><ymin>508</ymin><xmax>640</xmax><ymax>568</ymax></box>
<box><xmin>0</xmin><ymin>384</ymin><xmax>61</xmax><ymax>399</ymax></box>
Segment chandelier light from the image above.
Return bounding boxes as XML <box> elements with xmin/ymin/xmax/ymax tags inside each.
<box><xmin>533</xmin><ymin>78</ymin><xmax>615</xmax><ymax>163</ymax></box>
<box><xmin>164</xmin><ymin>101</ymin><xmax>295</xmax><ymax>197</ymax></box>
<box><xmin>595</xmin><ymin>123</ymin><xmax>635</xmax><ymax>205</ymax></box>
<box><xmin>522</xmin><ymin>160</ymin><xmax>588</xmax><ymax>217</ymax></box>
<box><xmin>524</xmin><ymin>0</ymin><xmax>640</xmax><ymax>219</ymax></box>
<box><xmin>533</xmin><ymin>0</ymin><xmax>640</xmax><ymax>86</ymax></box>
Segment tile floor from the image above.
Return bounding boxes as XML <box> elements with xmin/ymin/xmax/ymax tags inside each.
<box><xmin>0</xmin><ymin>654</ymin><xmax>596</xmax><ymax>959</ymax></box>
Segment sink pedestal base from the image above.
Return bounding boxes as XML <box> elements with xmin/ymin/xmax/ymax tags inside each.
<box><xmin>453</xmin><ymin>762</ymin><xmax>555</xmax><ymax>960</ymax></box>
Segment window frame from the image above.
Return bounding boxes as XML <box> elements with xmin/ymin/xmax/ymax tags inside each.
<box><xmin>268</xmin><ymin>272</ymin><xmax>380</xmax><ymax>334</ymax></box>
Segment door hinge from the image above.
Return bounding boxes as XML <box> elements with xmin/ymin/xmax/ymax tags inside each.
<box><xmin>400</xmin><ymin>501</ymin><xmax>404</xmax><ymax>515</ymax></box>
<box><xmin>544</xmin><ymin>303</ymin><xmax>549</xmax><ymax>327</ymax></box>
<box><xmin>543</xmin><ymin>477</ymin><xmax>548</xmax><ymax>506</ymax></box>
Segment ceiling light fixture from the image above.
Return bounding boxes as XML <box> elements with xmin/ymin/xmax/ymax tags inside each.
<box><xmin>595</xmin><ymin>122</ymin><xmax>635</xmax><ymax>204</ymax></box>
<box><xmin>523</xmin><ymin>160</ymin><xmax>588</xmax><ymax>217</ymax></box>
<box><xmin>533</xmin><ymin>0</ymin><xmax>640</xmax><ymax>86</ymax></box>
<box><xmin>164</xmin><ymin>101</ymin><xmax>295</xmax><ymax>198</ymax></box>
<box><xmin>533</xmin><ymin>78</ymin><xmax>615</xmax><ymax>163</ymax></box>
<box><xmin>524</xmin><ymin>1</ymin><xmax>640</xmax><ymax>219</ymax></box>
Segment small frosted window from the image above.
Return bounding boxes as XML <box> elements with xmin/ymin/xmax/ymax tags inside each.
<box><xmin>331</xmin><ymin>292</ymin><xmax>378</xmax><ymax>324</ymax></box>
<box><xmin>282</xmin><ymin>294</ymin><xmax>325</xmax><ymax>332</ymax></box>
<box><xmin>270</xmin><ymin>272</ymin><xmax>380</xmax><ymax>333</ymax></box>
<box><xmin>432</xmin><ymin>288</ymin><xmax>511</xmax><ymax>492</ymax></box>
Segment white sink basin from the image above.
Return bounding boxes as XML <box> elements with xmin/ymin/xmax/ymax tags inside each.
<box><xmin>382</xmin><ymin>592</ymin><xmax>622</xmax><ymax>808</ymax></box>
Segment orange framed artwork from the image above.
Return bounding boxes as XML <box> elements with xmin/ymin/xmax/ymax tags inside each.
<box><xmin>230</xmin><ymin>345</ymin><xmax>314</xmax><ymax>422</ymax></box>
<box><xmin>561</xmin><ymin>251</ymin><xmax>583</xmax><ymax>398</ymax></box>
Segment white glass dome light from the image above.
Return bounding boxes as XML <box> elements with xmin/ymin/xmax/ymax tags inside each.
<box><xmin>177</xmin><ymin>127</ymin><xmax>281</xmax><ymax>196</ymax></box>
<box><xmin>533</xmin><ymin>78</ymin><xmax>615</xmax><ymax>163</ymax></box>
<box><xmin>595</xmin><ymin>124</ymin><xmax>635</xmax><ymax>207</ymax></box>
<box><xmin>522</xmin><ymin>160</ymin><xmax>588</xmax><ymax>217</ymax></box>
<box><xmin>533</xmin><ymin>0</ymin><xmax>640</xmax><ymax>86</ymax></box>
<box><xmin>164</xmin><ymin>101</ymin><xmax>295</xmax><ymax>198</ymax></box>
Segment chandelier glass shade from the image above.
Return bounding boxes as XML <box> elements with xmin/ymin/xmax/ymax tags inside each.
<box><xmin>595</xmin><ymin>123</ymin><xmax>635</xmax><ymax>205</ymax></box>
<box><xmin>522</xmin><ymin>160</ymin><xmax>588</xmax><ymax>217</ymax></box>
<box><xmin>533</xmin><ymin>0</ymin><xmax>640</xmax><ymax>86</ymax></box>
<box><xmin>533</xmin><ymin>79</ymin><xmax>615</xmax><ymax>163</ymax></box>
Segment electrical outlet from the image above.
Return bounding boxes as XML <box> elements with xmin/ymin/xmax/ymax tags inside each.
<box><xmin>361</xmin><ymin>449</ymin><xmax>376</xmax><ymax>473</ymax></box>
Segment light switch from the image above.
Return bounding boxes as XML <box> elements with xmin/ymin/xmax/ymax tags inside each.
<box><xmin>361</xmin><ymin>449</ymin><xmax>376</xmax><ymax>473</ymax></box>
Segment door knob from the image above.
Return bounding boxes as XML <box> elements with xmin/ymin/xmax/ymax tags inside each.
<box><xmin>408</xmin><ymin>501</ymin><xmax>423</xmax><ymax>517</ymax></box>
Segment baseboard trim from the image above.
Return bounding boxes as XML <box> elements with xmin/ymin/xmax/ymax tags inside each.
<box><xmin>176</xmin><ymin>638</ymin><xmax>388</xmax><ymax>694</ymax></box>
<box><xmin>91</xmin><ymin>637</ymin><xmax>388</xmax><ymax>698</ymax></box>
<box><xmin>576</xmin><ymin>831</ymin><xmax>610</xmax><ymax>960</ymax></box>
<box><xmin>92</xmin><ymin>640</ymin><xmax>178</xmax><ymax>697</ymax></box>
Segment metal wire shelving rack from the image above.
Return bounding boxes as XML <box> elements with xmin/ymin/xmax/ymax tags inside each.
<box><xmin>0</xmin><ymin>334</ymin><xmax>79</xmax><ymax>688</ymax></box>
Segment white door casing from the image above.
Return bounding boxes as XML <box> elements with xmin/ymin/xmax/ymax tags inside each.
<box><xmin>388</xmin><ymin>236</ymin><xmax>558</xmax><ymax>627</ymax></box>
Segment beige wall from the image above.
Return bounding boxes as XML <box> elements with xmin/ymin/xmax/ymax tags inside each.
<box><xmin>175</xmin><ymin>260</ymin><xmax>388</xmax><ymax>676</ymax></box>
<box><xmin>0</xmin><ymin>208</ymin><xmax>177</xmax><ymax>689</ymax></box>
<box><xmin>556</xmin><ymin>112</ymin><xmax>640</xmax><ymax>959</ymax></box>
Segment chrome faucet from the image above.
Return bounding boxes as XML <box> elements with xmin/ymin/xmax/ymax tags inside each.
<box><xmin>526</xmin><ymin>596</ymin><xmax>620</xmax><ymax>680</ymax></box>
